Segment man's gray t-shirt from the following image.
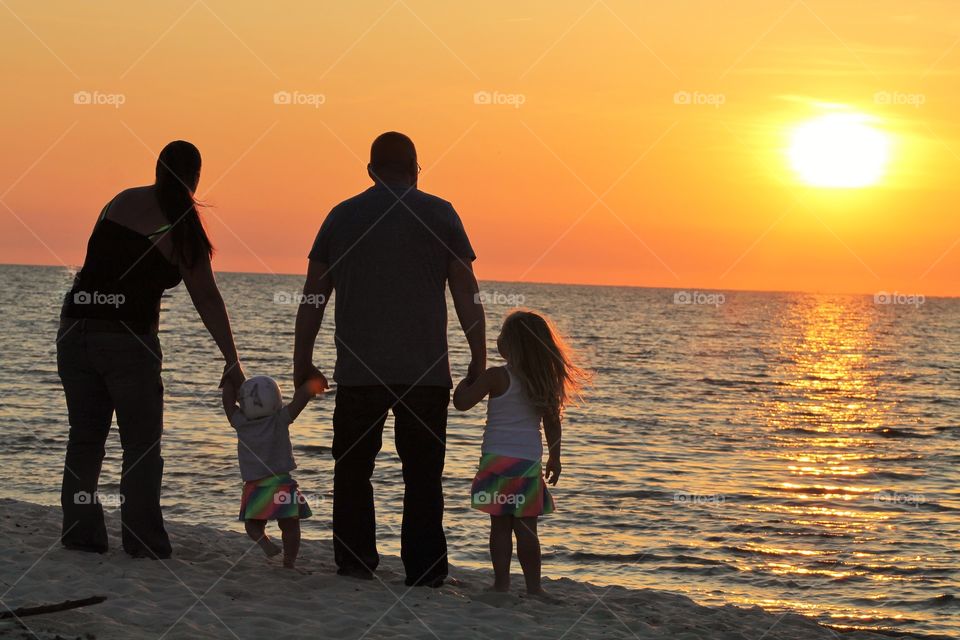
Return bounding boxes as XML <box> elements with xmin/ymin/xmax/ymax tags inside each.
<box><xmin>308</xmin><ymin>182</ymin><xmax>476</xmax><ymax>388</ymax></box>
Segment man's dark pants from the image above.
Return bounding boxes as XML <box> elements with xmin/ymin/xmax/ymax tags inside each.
<box><xmin>332</xmin><ymin>384</ymin><xmax>449</xmax><ymax>586</ymax></box>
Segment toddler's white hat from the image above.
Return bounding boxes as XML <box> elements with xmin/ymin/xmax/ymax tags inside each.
<box><xmin>238</xmin><ymin>376</ymin><xmax>283</xmax><ymax>419</ymax></box>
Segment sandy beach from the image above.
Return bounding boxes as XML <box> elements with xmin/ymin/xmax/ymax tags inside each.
<box><xmin>4</xmin><ymin>0</ymin><xmax>960</xmax><ymax>635</ymax></box>
<box><xmin>0</xmin><ymin>498</ymin><xmax>920</xmax><ymax>640</ymax></box>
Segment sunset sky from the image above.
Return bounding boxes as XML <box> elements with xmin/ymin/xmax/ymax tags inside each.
<box><xmin>1</xmin><ymin>1</ymin><xmax>958</xmax><ymax>296</ymax></box>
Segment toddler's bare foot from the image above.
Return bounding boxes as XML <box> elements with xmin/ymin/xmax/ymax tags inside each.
<box><xmin>283</xmin><ymin>564</ymin><xmax>309</xmax><ymax>575</ymax></box>
<box><xmin>256</xmin><ymin>536</ymin><xmax>282</xmax><ymax>558</ymax></box>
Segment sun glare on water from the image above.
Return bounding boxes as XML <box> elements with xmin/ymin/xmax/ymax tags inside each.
<box><xmin>788</xmin><ymin>113</ymin><xmax>891</xmax><ymax>188</ymax></box>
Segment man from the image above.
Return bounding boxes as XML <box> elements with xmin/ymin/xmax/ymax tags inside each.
<box><xmin>293</xmin><ymin>132</ymin><xmax>486</xmax><ymax>587</ymax></box>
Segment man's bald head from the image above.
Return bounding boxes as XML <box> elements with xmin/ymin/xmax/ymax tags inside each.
<box><xmin>369</xmin><ymin>132</ymin><xmax>417</xmax><ymax>184</ymax></box>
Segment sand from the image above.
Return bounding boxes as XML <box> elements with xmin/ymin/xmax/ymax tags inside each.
<box><xmin>0</xmin><ymin>499</ymin><xmax>912</xmax><ymax>640</ymax></box>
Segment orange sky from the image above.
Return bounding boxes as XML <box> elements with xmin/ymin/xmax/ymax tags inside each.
<box><xmin>1</xmin><ymin>1</ymin><xmax>958</xmax><ymax>296</ymax></box>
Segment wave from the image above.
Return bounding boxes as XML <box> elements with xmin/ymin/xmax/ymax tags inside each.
<box><xmin>296</xmin><ymin>444</ymin><xmax>332</xmax><ymax>454</ymax></box>
<box><xmin>871</xmin><ymin>427</ymin><xmax>934</xmax><ymax>439</ymax></box>
<box><xmin>870</xmin><ymin>470</ymin><xmax>925</xmax><ymax>481</ymax></box>
<box><xmin>567</xmin><ymin>550</ymin><xmax>667</xmax><ymax>563</ymax></box>
<box><xmin>562</xmin><ymin>551</ymin><xmax>740</xmax><ymax>576</ymax></box>
<box><xmin>699</xmin><ymin>377</ymin><xmax>767</xmax><ymax>389</ymax></box>
<box><xmin>922</xmin><ymin>594</ymin><xmax>957</xmax><ymax>608</ymax></box>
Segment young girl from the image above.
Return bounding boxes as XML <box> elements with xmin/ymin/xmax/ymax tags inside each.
<box><xmin>454</xmin><ymin>310</ymin><xmax>588</xmax><ymax>595</ymax></box>
<box><xmin>222</xmin><ymin>375</ymin><xmax>320</xmax><ymax>569</ymax></box>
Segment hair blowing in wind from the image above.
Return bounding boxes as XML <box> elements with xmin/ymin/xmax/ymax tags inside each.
<box><xmin>499</xmin><ymin>310</ymin><xmax>591</xmax><ymax>418</ymax></box>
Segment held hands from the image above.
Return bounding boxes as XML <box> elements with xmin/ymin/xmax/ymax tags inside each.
<box><xmin>544</xmin><ymin>455</ymin><xmax>561</xmax><ymax>486</ymax></box>
<box><xmin>465</xmin><ymin>357</ymin><xmax>485</xmax><ymax>386</ymax></box>
<box><xmin>220</xmin><ymin>361</ymin><xmax>245</xmax><ymax>390</ymax></box>
<box><xmin>294</xmin><ymin>361</ymin><xmax>329</xmax><ymax>392</ymax></box>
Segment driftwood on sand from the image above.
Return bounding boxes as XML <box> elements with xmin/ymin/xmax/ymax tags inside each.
<box><xmin>0</xmin><ymin>596</ymin><xmax>107</xmax><ymax>619</ymax></box>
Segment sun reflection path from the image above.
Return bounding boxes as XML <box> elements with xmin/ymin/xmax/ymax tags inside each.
<box><xmin>743</xmin><ymin>295</ymin><xmax>910</xmax><ymax>628</ymax></box>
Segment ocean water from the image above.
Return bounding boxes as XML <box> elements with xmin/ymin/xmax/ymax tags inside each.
<box><xmin>0</xmin><ymin>264</ymin><xmax>957</xmax><ymax>638</ymax></box>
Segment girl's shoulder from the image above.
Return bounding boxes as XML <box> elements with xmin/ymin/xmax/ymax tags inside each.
<box><xmin>486</xmin><ymin>366</ymin><xmax>511</xmax><ymax>399</ymax></box>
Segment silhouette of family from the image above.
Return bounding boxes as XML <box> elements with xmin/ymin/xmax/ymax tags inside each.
<box><xmin>57</xmin><ymin>133</ymin><xmax>587</xmax><ymax>594</ymax></box>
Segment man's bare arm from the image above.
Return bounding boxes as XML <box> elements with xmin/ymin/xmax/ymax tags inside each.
<box><xmin>448</xmin><ymin>259</ymin><xmax>486</xmax><ymax>383</ymax></box>
<box><xmin>293</xmin><ymin>259</ymin><xmax>333</xmax><ymax>388</ymax></box>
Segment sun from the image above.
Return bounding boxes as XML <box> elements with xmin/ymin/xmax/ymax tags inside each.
<box><xmin>788</xmin><ymin>113</ymin><xmax>890</xmax><ymax>188</ymax></box>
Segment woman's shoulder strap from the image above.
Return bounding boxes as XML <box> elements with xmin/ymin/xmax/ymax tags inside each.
<box><xmin>146</xmin><ymin>223</ymin><xmax>173</xmax><ymax>239</ymax></box>
<box><xmin>97</xmin><ymin>199</ymin><xmax>113</xmax><ymax>222</ymax></box>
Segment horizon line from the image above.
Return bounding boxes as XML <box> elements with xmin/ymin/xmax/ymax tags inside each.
<box><xmin>2</xmin><ymin>261</ymin><xmax>957</xmax><ymax>300</ymax></box>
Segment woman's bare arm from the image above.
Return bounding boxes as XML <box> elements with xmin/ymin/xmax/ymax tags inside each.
<box><xmin>180</xmin><ymin>256</ymin><xmax>243</xmax><ymax>388</ymax></box>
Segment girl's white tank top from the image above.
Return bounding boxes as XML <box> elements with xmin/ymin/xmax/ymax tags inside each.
<box><xmin>482</xmin><ymin>366</ymin><xmax>544</xmax><ymax>461</ymax></box>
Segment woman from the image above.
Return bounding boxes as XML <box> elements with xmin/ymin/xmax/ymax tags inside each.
<box><xmin>58</xmin><ymin>140</ymin><xmax>244</xmax><ymax>559</ymax></box>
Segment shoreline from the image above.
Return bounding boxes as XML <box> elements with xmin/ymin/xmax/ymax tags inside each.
<box><xmin>0</xmin><ymin>498</ymin><xmax>930</xmax><ymax>640</ymax></box>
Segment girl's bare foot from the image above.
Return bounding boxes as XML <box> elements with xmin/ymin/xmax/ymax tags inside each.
<box><xmin>256</xmin><ymin>536</ymin><xmax>282</xmax><ymax>558</ymax></box>
<box><xmin>528</xmin><ymin>589</ymin><xmax>560</xmax><ymax>604</ymax></box>
<box><xmin>485</xmin><ymin>583</ymin><xmax>510</xmax><ymax>593</ymax></box>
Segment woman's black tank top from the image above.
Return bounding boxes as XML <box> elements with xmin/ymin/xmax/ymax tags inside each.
<box><xmin>61</xmin><ymin>202</ymin><xmax>182</xmax><ymax>328</ymax></box>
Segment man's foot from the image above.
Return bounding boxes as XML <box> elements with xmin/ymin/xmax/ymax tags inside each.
<box><xmin>405</xmin><ymin>574</ymin><xmax>446</xmax><ymax>588</ymax></box>
<box><xmin>256</xmin><ymin>536</ymin><xmax>282</xmax><ymax>558</ymax></box>
<box><xmin>125</xmin><ymin>547</ymin><xmax>172</xmax><ymax>560</ymax></box>
<box><xmin>337</xmin><ymin>566</ymin><xmax>374</xmax><ymax>580</ymax></box>
<box><xmin>62</xmin><ymin>542</ymin><xmax>108</xmax><ymax>554</ymax></box>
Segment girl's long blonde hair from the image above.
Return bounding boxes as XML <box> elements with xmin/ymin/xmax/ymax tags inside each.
<box><xmin>498</xmin><ymin>310</ymin><xmax>590</xmax><ymax>418</ymax></box>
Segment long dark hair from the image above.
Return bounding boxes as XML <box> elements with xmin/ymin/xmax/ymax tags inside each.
<box><xmin>154</xmin><ymin>140</ymin><xmax>213</xmax><ymax>268</ymax></box>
